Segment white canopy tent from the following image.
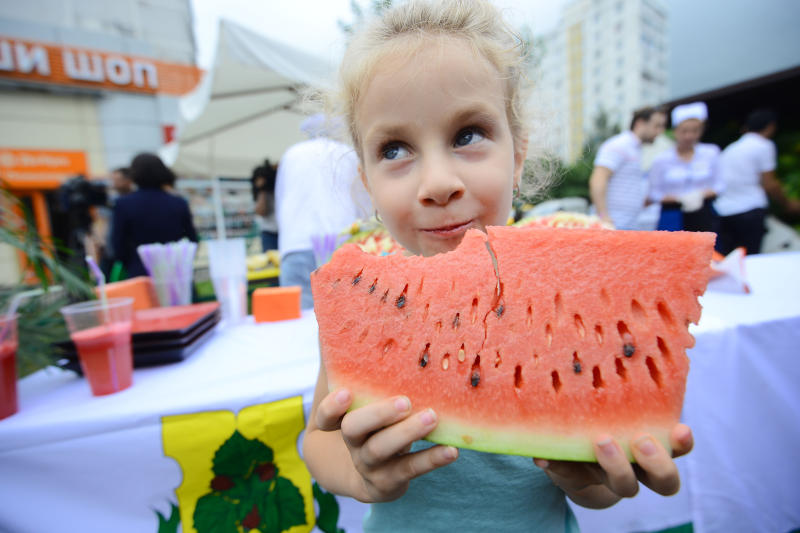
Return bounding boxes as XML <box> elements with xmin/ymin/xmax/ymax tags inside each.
<box><xmin>160</xmin><ymin>20</ymin><xmax>336</xmax><ymax>178</ymax></box>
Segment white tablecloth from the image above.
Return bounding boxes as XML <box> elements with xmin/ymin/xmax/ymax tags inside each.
<box><xmin>1</xmin><ymin>252</ymin><xmax>798</xmax><ymax>533</ymax></box>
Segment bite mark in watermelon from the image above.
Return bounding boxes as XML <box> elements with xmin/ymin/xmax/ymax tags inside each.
<box><xmin>311</xmin><ymin>227</ymin><xmax>714</xmax><ymax>461</ymax></box>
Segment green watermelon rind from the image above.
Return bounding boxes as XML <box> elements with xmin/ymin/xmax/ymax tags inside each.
<box><xmin>337</xmin><ymin>385</ymin><xmax>671</xmax><ymax>462</ymax></box>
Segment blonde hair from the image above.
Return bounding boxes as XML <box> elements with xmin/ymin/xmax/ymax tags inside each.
<box><xmin>334</xmin><ymin>0</ymin><xmax>531</xmax><ymax>160</ymax></box>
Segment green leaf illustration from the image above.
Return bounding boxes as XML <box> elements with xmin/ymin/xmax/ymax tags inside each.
<box><xmin>257</xmin><ymin>477</ymin><xmax>307</xmax><ymax>533</ymax></box>
<box><xmin>313</xmin><ymin>482</ymin><xmax>345</xmax><ymax>533</ymax></box>
<box><xmin>190</xmin><ymin>430</ymin><xmax>307</xmax><ymax>533</ymax></box>
<box><xmin>213</xmin><ymin>430</ymin><xmax>274</xmax><ymax>479</ymax></box>
<box><xmin>155</xmin><ymin>502</ymin><xmax>181</xmax><ymax>533</ymax></box>
<box><xmin>194</xmin><ymin>492</ymin><xmax>239</xmax><ymax>533</ymax></box>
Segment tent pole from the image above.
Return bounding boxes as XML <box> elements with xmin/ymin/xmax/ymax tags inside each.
<box><xmin>210</xmin><ymin>137</ymin><xmax>226</xmax><ymax>240</ymax></box>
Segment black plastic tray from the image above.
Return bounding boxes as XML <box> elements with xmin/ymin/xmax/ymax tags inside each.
<box><xmin>57</xmin><ymin>312</ymin><xmax>220</xmax><ymax>373</ymax></box>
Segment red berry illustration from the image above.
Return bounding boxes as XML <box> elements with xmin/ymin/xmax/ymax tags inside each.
<box><xmin>256</xmin><ymin>462</ymin><xmax>276</xmax><ymax>481</ymax></box>
<box><xmin>242</xmin><ymin>504</ymin><xmax>260</xmax><ymax>530</ymax></box>
<box><xmin>210</xmin><ymin>475</ymin><xmax>234</xmax><ymax>492</ymax></box>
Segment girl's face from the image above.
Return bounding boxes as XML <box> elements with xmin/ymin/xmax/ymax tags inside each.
<box><xmin>355</xmin><ymin>38</ymin><xmax>527</xmax><ymax>257</ymax></box>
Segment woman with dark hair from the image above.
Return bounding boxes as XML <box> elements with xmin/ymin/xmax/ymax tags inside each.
<box><xmin>251</xmin><ymin>159</ymin><xmax>279</xmax><ymax>251</ymax></box>
<box><xmin>110</xmin><ymin>153</ymin><xmax>198</xmax><ymax>278</ymax></box>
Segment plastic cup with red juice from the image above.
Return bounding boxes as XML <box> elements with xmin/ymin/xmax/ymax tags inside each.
<box><xmin>60</xmin><ymin>297</ymin><xmax>134</xmax><ymax>396</ymax></box>
<box><xmin>0</xmin><ymin>314</ymin><xmax>19</xmax><ymax>420</ymax></box>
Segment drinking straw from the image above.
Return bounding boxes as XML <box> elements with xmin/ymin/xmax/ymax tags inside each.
<box><xmin>0</xmin><ymin>287</ymin><xmax>50</xmax><ymax>342</ymax></box>
<box><xmin>85</xmin><ymin>255</ymin><xmax>110</xmax><ymax>322</ymax></box>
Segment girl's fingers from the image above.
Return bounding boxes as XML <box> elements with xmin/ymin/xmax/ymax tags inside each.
<box><xmin>361</xmin><ymin>444</ymin><xmax>459</xmax><ymax>502</ymax></box>
<box><xmin>593</xmin><ymin>436</ymin><xmax>639</xmax><ymax>498</ymax></box>
<box><xmin>394</xmin><ymin>444</ymin><xmax>459</xmax><ymax>481</ymax></box>
<box><xmin>670</xmin><ymin>423</ymin><xmax>694</xmax><ymax>458</ymax></box>
<box><xmin>358</xmin><ymin>408</ymin><xmax>439</xmax><ymax>467</ymax></box>
<box><xmin>631</xmin><ymin>434</ymin><xmax>680</xmax><ymax>496</ymax></box>
<box><xmin>340</xmin><ymin>395</ymin><xmax>413</xmax><ymax>448</ymax></box>
<box><xmin>315</xmin><ymin>388</ymin><xmax>353</xmax><ymax>431</ymax></box>
<box><xmin>534</xmin><ymin>459</ymin><xmax>601</xmax><ymax>492</ymax></box>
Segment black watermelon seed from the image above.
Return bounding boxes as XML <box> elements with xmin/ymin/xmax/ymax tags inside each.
<box><xmin>573</xmin><ymin>362</ymin><xmax>582</xmax><ymax>374</ymax></box>
<box><xmin>419</xmin><ymin>352</ymin><xmax>429</xmax><ymax>368</ymax></box>
<box><xmin>396</xmin><ymin>294</ymin><xmax>406</xmax><ymax>308</ymax></box>
<box><xmin>470</xmin><ymin>370</ymin><xmax>480</xmax><ymax>387</ymax></box>
<box><xmin>452</xmin><ymin>313</ymin><xmax>460</xmax><ymax>328</ymax></box>
<box><xmin>496</xmin><ymin>305</ymin><xmax>504</xmax><ymax>318</ymax></box>
<box><xmin>623</xmin><ymin>343</ymin><xmax>635</xmax><ymax>357</ymax></box>
<box><xmin>352</xmin><ymin>275</ymin><xmax>362</xmax><ymax>286</ymax></box>
<box><xmin>368</xmin><ymin>282</ymin><xmax>377</xmax><ymax>294</ymax></box>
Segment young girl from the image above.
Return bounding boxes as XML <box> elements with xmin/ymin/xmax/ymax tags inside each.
<box><xmin>304</xmin><ymin>1</ymin><xmax>693</xmax><ymax>530</ymax></box>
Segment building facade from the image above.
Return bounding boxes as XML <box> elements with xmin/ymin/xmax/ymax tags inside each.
<box><xmin>536</xmin><ymin>0</ymin><xmax>669</xmax><ymax>162</ymax></box>
<box><xmin>0</xmin><ymin>0</ymin><xmax>201</xmax><ymax>284</ymax></box>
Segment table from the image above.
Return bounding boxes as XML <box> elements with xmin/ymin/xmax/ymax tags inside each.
<box><xmin>1</xmin><ymin>252</ymin><xmax>798</xmax><ymax>533</ymax></box>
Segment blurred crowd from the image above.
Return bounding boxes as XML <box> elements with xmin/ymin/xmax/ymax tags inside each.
<box><xmin>59</xmin><ymin>105</ymin><xmax>798</xmax><ymax>307</ymax></box>
<box><xmin>589</xmin><ymin>105</ymin><xmax>800</xmax><ymax>255</ymax></box>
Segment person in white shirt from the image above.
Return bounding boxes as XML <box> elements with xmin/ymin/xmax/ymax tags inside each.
<box><xmin>589</xmin><ymin>107</ymin><xmax>667</xmax><ymax>229</ymax></box>
<box><xmin>647</xmin><ymin>102</ymin><xmax>723</xmax><ymax>232</ymax></box>
<box><xmin>275</xmin><ymin>114</ymin><xmax>371</xmax><ymax>308</ymax></box>
<box><xmin>715</xmin><ymin>109</ymin><xmax>800</xmax><ymax>254</ymax></box>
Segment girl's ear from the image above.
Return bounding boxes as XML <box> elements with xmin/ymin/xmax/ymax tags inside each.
<box><xmin>512</xmin><ymin>137</ymin><xmax>529</xmax><ymax>188</ymax></box>
<box><xmin>358</xmin><ymin>165</ymin><xmax>371</xmax><ymax>193</ymax></box>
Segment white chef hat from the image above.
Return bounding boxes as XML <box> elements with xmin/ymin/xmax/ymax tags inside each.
<box><xmin>671</xmin><ymin>102</ymin><xmax>708</xmax><ymax>127</ymax></box>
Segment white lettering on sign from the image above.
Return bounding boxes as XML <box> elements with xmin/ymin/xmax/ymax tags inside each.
<box><xmin>105</xmin><ymin>56</ymin><xmax>131</xmax><ymax>85</ymax></box>
<box><xmin>132</xmin><ymin>61</ymin><xmax>158</xmax><ymax>88</ymax></box>
<box><xmin>0</xmin><ymin>150</ymin><xmax>72</xmax><ymax>168</ymax></box>
<box><xmin>0</xmin><ymin>38</ymin><xmax>160</xmax><ymax>90</ymax></box>
<box><xmin>0</xmin><ymin>41</ymin><xmax>13</xmax><ymax>71</ymax></box>
<box><xmin>14</xmin><ymin>42</ymin><xmax>50</xmax><ymax>75</ymax></box>
<box><xmin>63</xmin><ymin>50</ymin><xmax>104</xmax><ymax>82</ymax></box>
<box><xmin>0</xmin><ymin>40</ymin><xmax>51</xmax><ymax>74</ymax></box>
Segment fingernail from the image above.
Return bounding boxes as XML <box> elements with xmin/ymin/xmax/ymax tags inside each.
<box><xmin>394</xmin><ymin>396</ymin><xmax>410</xmax><ymax>412</ymax></box>
<box><xmin>443</xmin><ymin>446</ymin><xmax>458</xmax><ymax>460</ymax></box>
<box><xmin>420</xmin><ymin>409</ymin><xmax>436</xmax><ymax>425</ymax></box>
<box><xmin>534</xmin><ymin>458</ymin><xmax>549</xmax><ymax>469</ymax></box>
<box><xmin>598</xmin><ymin>437</ymin><xmax>616</xmax><ymax>458</ymax></box>
<box><xmin>636</xmin><ymin>436</ymin><xmax>657</xmax><ymax>456</ymax></box>
<box><xmin>335</xmin><ymin>390</ymin><xmax>350</xmax><ymax>405</ymax></box>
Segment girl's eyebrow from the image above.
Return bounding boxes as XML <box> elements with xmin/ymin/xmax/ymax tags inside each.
<box><xmin>447</xmin><ymin>104</ymin><xmax>501</xmax><ymax>128</ymax></box>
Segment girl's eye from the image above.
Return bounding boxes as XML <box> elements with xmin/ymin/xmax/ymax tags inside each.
<box><xmin>381</xmin><ymin>143</ymin><xmax>409</xmax><ymax>160</ymax></box>
<box><xmin>454</xmin><ymin>128</ymin><xmax>485</xmax><ymax>147</ymax></box>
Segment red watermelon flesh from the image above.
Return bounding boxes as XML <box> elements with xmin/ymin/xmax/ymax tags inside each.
<box><xmin>311</xmin><ymin>227</ymin><xmax>715</xmax><ymax>461</ymax></box>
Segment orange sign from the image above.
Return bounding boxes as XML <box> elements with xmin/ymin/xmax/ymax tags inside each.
<box><xmin>0</xmin><ymin>36</ymin><xmax>203</xmax><ymax>96</ymax></box>
<box><xmin>0</xmin><ymin>148</ymin><xmax>88</xmax><ymax>189</ymax></box>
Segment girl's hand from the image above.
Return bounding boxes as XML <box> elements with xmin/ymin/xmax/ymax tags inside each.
<box><xmin>533</xmin><ymin>424</ymin><xmax>693</xmax><ymax>508</ymax></box>
<box><xmin>314</xmin><ymin>388</ymin><xmax>459</xmax><ymax>502</ymax></box>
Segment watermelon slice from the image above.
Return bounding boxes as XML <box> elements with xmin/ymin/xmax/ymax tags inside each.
<box><xmin>311</xmin><ymin>227</ymin><xmax>714</xmax><ymax>461</ymax></box>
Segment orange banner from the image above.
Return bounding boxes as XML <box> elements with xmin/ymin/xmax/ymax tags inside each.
<box><xmin>0</xmin><ymin>36</ymin><xmax>203</xmax><ymax>96</ymax></box>
<box><xmin>0</xmin><ymin>148</ymin><xmax>88</xmax><ymax>189</ymax></box>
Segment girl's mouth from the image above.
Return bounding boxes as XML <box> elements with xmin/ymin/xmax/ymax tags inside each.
<box><xmin>422</xmin><ymin>220</ymin><xmax>474</xmax><ymax>237</ymax></box>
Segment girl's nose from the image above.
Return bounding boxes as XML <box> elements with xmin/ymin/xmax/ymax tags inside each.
<box><xmin>417</xmin><ymin>155</ymin><xmax>465</xmax><ymax>206</ymax></box>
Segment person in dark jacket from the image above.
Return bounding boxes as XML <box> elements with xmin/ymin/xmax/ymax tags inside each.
<box><xmin>110</xmin><ymin>153</ymin><xmax>198</xmax><ymax>278</ymax></box>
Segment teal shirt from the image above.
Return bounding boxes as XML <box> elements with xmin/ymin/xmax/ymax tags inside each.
<box><xmin>363</xmin><ymin>442</ymin><xmax>579</xmax><ymax>532</ymax></box>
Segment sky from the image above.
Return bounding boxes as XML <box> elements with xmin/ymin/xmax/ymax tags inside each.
<box><xmin>190</xmin><ymin>0</ymin><xmax>569</xmax><ymax>70</ymax></box>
